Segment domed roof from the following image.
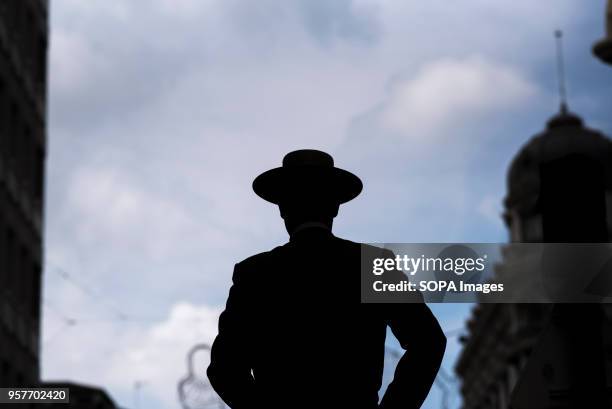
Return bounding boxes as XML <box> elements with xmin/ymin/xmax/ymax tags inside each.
<box><xmin>505</xmin><ymin>105</ymin><xmax>612</xmax><ymax>215</ymax></box>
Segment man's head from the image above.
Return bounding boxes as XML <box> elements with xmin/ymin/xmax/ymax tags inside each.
<box><xmin>278</xmin><ymin>194</ymin><xmax>340</xmax><ymax>234</ymax></box>
<box><xmin>252</xmin><ymin>149</ymin><xmax>362</xmax><ymax>234</ymax></box>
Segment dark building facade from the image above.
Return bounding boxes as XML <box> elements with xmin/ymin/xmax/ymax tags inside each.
<box><xmin>455</xmin><ymin>106</ymin><xmax>612</xmax><ymax>408</ymax></box>
<box><xmin>0</xmin><ymin>0</ymin><xmax>49</xmax><ymax>388</ymax></box>
<box><xmin>593</xmin><ymin>0</ymin><xmax>612</xmax><ymax>65</ymax></box>
<box><xmin>42</xmin><ymin>382</ymin><xmax>119</xmax><ymax>409</ymax></box>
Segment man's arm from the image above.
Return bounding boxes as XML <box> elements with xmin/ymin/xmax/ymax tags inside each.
<box><xmin>207</xmin><ymin>263</ymin><xmax>256</xmax><ymax>408</ymax></box>
<box><xmin>379</xmin><ymin>303</ymin><xmax>446</xmax><ymax>409</ymax></box>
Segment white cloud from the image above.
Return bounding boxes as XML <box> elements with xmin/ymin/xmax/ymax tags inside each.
<box><xmin>66</xmin><ymin>163</ymin><xmax>196</xmax><ymax>259</ymax></box>
<box><xmin>42</xmin><ymin>300</ymin><xmax>221</xmax><ymax>409</ymax></box>
<box><xmin>381</xmin><ymin>56</ymin><xmax>537</xmax><ymax>140</ymax></box>
<box><xmin>155</xmin><ymin>0</ymin><xmax>215</xmax><ymax>18</ymax></box>
<box><xmin>477</xmin><ymin>194</ymin><xmax>502</xmax><ymax>223</ymax></box>
<box><xmin>104</xmin><ymin>302</ymin><xmax>221</xmax><ymax>407</ymax></box>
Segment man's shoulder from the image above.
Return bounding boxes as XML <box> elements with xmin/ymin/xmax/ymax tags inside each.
<box><xmin>235</xmin><ymin>246</ymin><xmax>282</xmax><ymax>271</ymax></box>
<box><xmin>333</xmin><ymin>237</ymin><xmax>393</xmax><ymax>258</ymax></box>
<box><xmin>234</xmin><ymin>238</ymin><xmax>392</xmax><ymax>272</ymax></box>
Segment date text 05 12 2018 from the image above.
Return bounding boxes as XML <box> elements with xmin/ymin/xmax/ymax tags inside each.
<box><xmin>0</xmin><ymin>388</ymin><xmax>69</xmax><ymax>403</ymax></box>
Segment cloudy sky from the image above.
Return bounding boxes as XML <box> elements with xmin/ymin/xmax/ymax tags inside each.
<box><xmin>42</xmin><ymin>1</ymin><xmax>612</xmax><ymax>408</ymax></box>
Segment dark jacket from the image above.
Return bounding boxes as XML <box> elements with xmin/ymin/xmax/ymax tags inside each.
<box><xmin>207</xmin><ymin>227</ymin><xmax>446</xmax><ymax>409</ymax></box>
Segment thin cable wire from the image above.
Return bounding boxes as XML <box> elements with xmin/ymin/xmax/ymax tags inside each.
<box><xmin>48</xmin><ymin>265</ymin><xmax>130</xmax><ymax>321</ymax></box>
<box><xmin>554</xmin><ymin>30</ymin><xmax>568</xmax><ymax>112</ymax></box>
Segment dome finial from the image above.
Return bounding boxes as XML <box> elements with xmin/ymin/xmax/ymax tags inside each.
<box><xmin>554</xmin><ymin>30</ymin><xmax>569</xmax><ymax>114</ymax></box>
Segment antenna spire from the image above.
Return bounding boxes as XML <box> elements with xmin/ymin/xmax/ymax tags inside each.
<box><xmin>554</xmin><ymin>30</ymin><xmax>569</xmax><ymax>114</ymax></box>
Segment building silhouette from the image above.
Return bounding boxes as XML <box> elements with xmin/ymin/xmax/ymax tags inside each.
<box><xmin>0</xmin><ymin>3</ymin><xmax>124</xmax><ymax>408</ymax></box>
<box><xmin>42</xmin><ymin>382</ymin><xmax>119</xmax><ymax>409</ymax></box>
<box><xmin>593</xmin><ymin>0</ymin><xmax>612</xmax><ymax>65</ymax></box>
<box><xmin>455</xmin><ymin>106</ymin><xmax>612</xmax><ymax>408</ymax></box>
<box><xmin>0</xmin><ymin>0</ymin><xmax>48</xmax><ymax>388</ymax></box>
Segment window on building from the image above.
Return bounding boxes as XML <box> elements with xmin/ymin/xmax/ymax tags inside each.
<box><xmin>508</xmin><ymin>211</ymin><xmax>522</xmax><ymax>243</ymax></box>
<box><xmin>24</xmin><ymin>126</ymin><xmax>35</xmax><ymax>198</ymax></box>
<box><xmin>0</xmin><ymin>81</ymin><xmax>5</xmax><ymax>163</ymax></box>
<box><xmin>19</xmin><ymin>246</ymin><xmax>32</xmax><ymax>312</ymax></box>
<box><xmin>522</xmin><ymin>215</ymin><xmax>543</xmax><ymax>243</ymax></box>
<box><xmin>31</xmin><ymin>263</ymin><xmax>41</xmax><ymax>324</ymax></box>
<box><xmin>16</xmin><ymin>119</ymin><xmax>25</xmax><ymax>185</ymax></box>
<box><xmin>6</xmin><ymin>227</ymin><xmax>16</xmax><ymax>301</ymax></box>
<box><xmin>0</xmin><ymin>219</ymin><xmax>4</xmax><ymax>286</ymax></box>
<box><xmin>1</xmin><ymin>360</ymin><xmax>10</xmax><ymax>387</ymax></box>
<box><xmin>18</xmin><ymin>246</ymin><xmax>28</xmax><ymax>310</ymax></box>
<box><xmin>26</xmin><ymin>11</ymin><xmax>35</xmax><ymax>74</ymax></box>
<box><xmin>15</xmin><ymin>372</ymin><xmax>24</xmax><ymax>387</ymax></box>
<box><xmin>37</xmin><ymin>35</ymin><xmax>47</xmax><ymax>88</ymax></box>
<box><xmin>34</xmin><ymin>146</ymin><xmax>44</xmax><ymax>204</ymax></box>
<box><xmin>8</xmin><ymin>103</ymin><xmax>18</xmax><ymax>168</ymax></box>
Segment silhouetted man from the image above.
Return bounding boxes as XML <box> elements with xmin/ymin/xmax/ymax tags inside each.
<box><xmin>207</xmin><ymin>149</ymin><xmax>446</xmax><ymax>409</ymax></box>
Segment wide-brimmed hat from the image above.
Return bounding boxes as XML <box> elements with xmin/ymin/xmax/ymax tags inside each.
<box><xmin>252</xmin><ymin>149</ymin><xmax>363</xmax><ymax>205</ymax></box>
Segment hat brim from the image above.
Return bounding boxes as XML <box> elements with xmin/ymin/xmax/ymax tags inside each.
<box><xmin>253</xmin><ymin>166</ymin><xmax>363</xmax><ymax>205</ymax></box>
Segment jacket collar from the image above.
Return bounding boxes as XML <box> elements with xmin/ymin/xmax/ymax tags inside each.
<box><xmin>289</xmin><ymin>222</ymin><xmax>332</xmax><ymax>242</ymax></box>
